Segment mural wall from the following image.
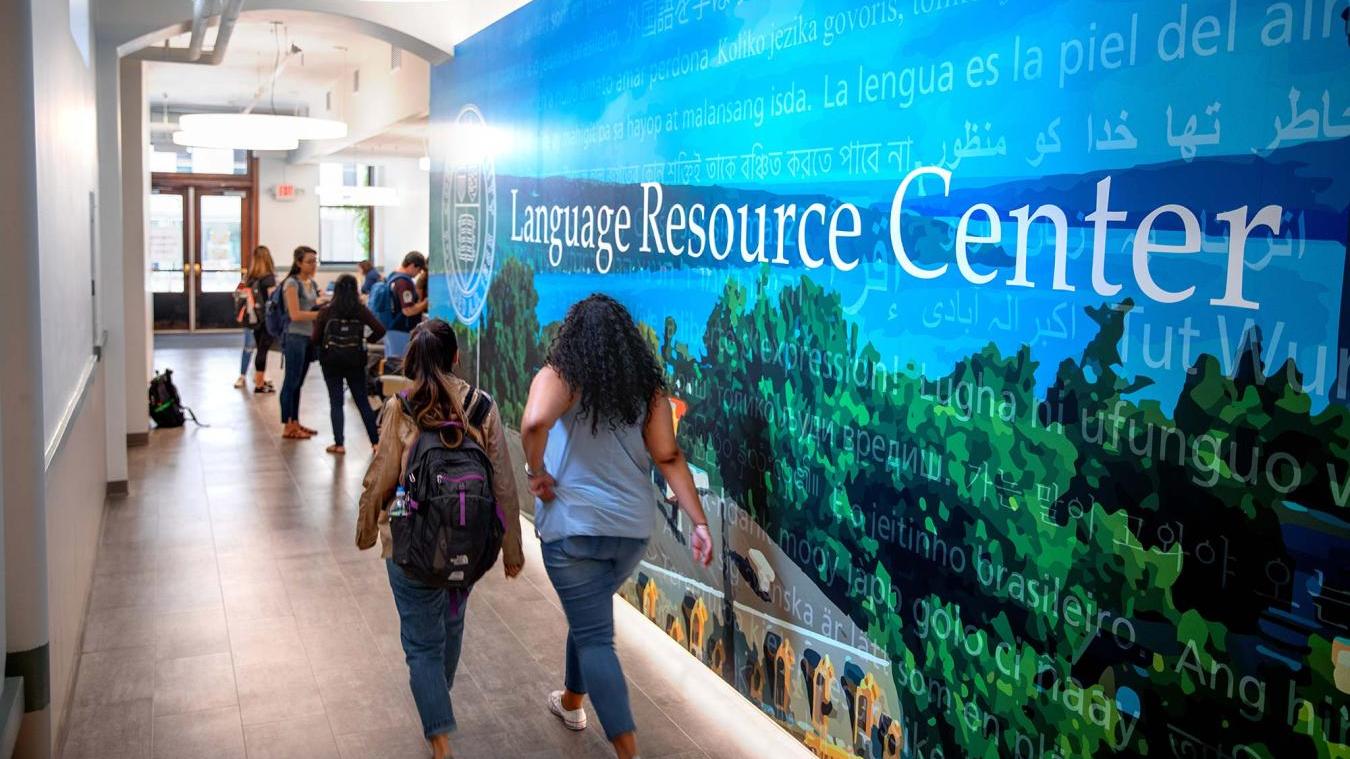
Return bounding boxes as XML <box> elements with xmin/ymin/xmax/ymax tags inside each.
<box><xmin>429</xmin><ymin>1</ymin><xmax>1350</xmax><ymax>756</ymax></box>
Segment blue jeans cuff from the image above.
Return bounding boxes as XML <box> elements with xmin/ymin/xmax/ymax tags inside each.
<box><xmin>600</xmin><ymin>717</ymin><xmax>635</xmax><ymax>741</ymax></box>
<box><xmin>424</xmin><ymin>719</ymin><xmax>457</xmax><ymax>739</ymax></box>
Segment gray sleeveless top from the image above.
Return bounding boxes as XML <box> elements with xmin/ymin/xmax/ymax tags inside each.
<box><xmin>533</xmin><ymin>404</ymin><xmax>659</xmax><ymax>543</ymax></box>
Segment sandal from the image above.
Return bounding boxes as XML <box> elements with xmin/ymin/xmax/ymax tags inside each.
<box><xmin>298</xmin><ymin>423</ymin><xmax>318</xmax><ymax>435</ymax></box>
<box><xmin>253</xmin><ymin>385</ymin><xmax>275</xmax><ymax>394</ymax></box>
<box><xmin>326</xmin><ymin>445</ymin><xmax>345</xmax><ymax>454</ymax></box>
<box><xmin>282</xmin><ymin>422</ymin><xmax>312</xmax><ymax>439</ymax></box>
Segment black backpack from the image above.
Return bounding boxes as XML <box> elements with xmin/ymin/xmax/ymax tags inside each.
<box><xmin>320</xmin><ymin>316</ymin><xmax>366</xmax><ymax>368</ymax></box>
<box><xmin>391</xmin><ymin>389</ymin><xmax>503</xmax><ymax>589</ymax></box>
<box><xmin>149</xmin><ymin>369</ymin><xmax>202</xmax><ymax>428</ymax></box>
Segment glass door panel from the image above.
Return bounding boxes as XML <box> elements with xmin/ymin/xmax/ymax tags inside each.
<box><xmin>200</xmin><ymin>194</ymin><xmax>243</xmax><ymax>292</ymax></box>
<box><xmin>150</xmin><ymin>191</ymin><xmax>189</xmax><ymax>329</ymax></box>
<box><xmin>195</xmin><ymin>192</ymin><xmax>247</xmax><ymax>329</ymax></box>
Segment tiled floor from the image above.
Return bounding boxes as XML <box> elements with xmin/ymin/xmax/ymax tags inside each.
<box><xmin>60</xmin><ymin>335</ymin><xmax>808</xmax><ymax>759</ymax></box>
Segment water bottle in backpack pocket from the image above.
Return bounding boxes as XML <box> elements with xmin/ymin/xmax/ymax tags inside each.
<box><xmin>390</xmin><ymin>391</ymin><xmax>503</xmax><ymax>589</ymax></box>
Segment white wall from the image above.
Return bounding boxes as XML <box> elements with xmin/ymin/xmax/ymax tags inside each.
<box><xmin>294</xmin><ymin>36</ymin><xmax>429</xmax><ymax>164</ymax></box>
<box><xmin>258</xmin><ymin>158</ymin><xmax>321</xmax><ymax>270</ymax></box>
<box><xmin>260</xmin><ymin>155</ymin><xmax>428</xmax><ymax>280</ymax></box>
<box><xmin>13</xmin><ymin>1</ymin><xmax>109</xmax><ymax>756</ymax></box>
<box><xmin>43</xmin><ymin>367</ymin><xmax>107</xmax><ymax>753</ymax></box>
<box><xmin>119</xmin><ymin>58</ymin><xmax>151</xmax><ymax>441</ymax></box>
<box><xmin>33</xmin><ymin>0</ymin><xmax>100</xmax><ymax>451</ymax></box>
<box><xmin>375</xmin><ymin>157</ymin><xmax>430</xmax><ymax>272</ymax></box>
<box><xmin>95</xmin><ymin>44</ymin><xmax>128</xmax><ymax>482</ymax></box>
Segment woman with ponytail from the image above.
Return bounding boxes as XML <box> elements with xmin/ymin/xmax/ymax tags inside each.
<box><xmin>279</xmin><ymin>245</ymin><xmax>322</xmax><ymax>439</ymax></box>
<box><xmin>355</xmin><ymin>318</ymin><xmax>524</xmax><ymax>759</ymax></box>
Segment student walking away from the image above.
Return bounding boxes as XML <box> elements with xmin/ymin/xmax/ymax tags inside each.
<box><xmin>240</xmin><ymin>245</ymin><xmax>278</xmax><ymax>393</ymax></box>
<box><xmin>278</xmin><ymin>245</ymin><xmax>323</xmax><ymax>439</ymax></box>
<box><xmin>357</xmin><ymin>259</ymin><xmax>383</xmax><ymax>296</ymax></box>
<box><xmin>519</xmin><ymin>294</ymin><xmax>712</xmax><ymax>759</ymax></box>
<box><xmin>356</xmin><ymin>319</ymin><xmax>525</xmax><ymax>759</ymax></box>
<box><xmin>372</xmin><ymin>251</ymin><xmax>428</xmax><ymax>357</ymax></box>
<box><xmin>314</xmin><ymin>273</ymin><xmax>386</xmax><ymax>454</ymax></box>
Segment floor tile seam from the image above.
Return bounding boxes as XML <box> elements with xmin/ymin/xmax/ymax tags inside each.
<box><xmin>186</xmin><ymin>414</ymin><xmax>257</xmax><ymax>757</ymax></box>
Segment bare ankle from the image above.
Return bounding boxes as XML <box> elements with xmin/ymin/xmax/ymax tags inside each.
<box><xmin>561</xmin><ymin>689</ymin><xmax>585</xmax><ymax>711</ymax></box>
<box><xmin>611</xmin><ymin>731</ymin><xmax>638</xmax><ymax>759</ymax></box>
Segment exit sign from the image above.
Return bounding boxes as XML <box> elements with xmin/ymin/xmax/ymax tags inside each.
<box><xmin>272</xmin><ymin>183</ymin><xmax>297</xmax><ymax>201</ymax></box>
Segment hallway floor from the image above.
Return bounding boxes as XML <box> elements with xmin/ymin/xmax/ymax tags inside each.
<box><xmin>62</xmin><ymin>336</ymin><xmax>807</xmax><ymax>759</ymax></box>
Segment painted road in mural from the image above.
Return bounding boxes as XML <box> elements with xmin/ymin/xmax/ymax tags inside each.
<box><xmin>430</xmin><ymin>1</ymin><xmax>1350</xmax><ymax>756</ymax></box>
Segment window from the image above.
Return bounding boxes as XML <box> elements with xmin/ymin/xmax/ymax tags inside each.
<box><xmin>318</xmin><ymin>162</ymin><xmax>375</xmax><ymax>264</ymax></box>
<box><xmin>148</xmin><ymin>140</ymin><xmax>249</xmax><ymax>175</ymax></box>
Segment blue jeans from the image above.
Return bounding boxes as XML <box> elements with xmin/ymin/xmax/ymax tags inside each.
<box><xmin>542</xmin><ymin>535</ymin><xmax>649</xmax><ymax>740</ymax></box>
<box><xmin>387</xmin><ymin>560</ymin><xmax>469</xmax><ymax>738</ymax></box>
<box><xmin>240</xmin><ymin>329</ymin><xmax>254</xmax><ymax>376</ymax></box>
<box><xmin>278</xmin><ymin>333</ymin><xmax>311</xmax><ymax>423</ymax></box>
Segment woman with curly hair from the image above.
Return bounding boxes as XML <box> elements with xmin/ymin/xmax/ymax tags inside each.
<box><xmin>521</xmin><ymin>293</ymin><xmax>712</xmax><ymax>759</ymax></box>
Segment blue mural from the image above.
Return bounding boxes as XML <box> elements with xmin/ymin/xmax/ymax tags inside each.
<box><xmin>431</xmin><ymin>1</ymin><xmax>1350</xmax><ymax>756</ymax></box>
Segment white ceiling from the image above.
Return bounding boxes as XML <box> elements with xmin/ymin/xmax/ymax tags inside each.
<box><xmin>337</xmin><ymin>116</ymin><xmax>428</xmax><ymax>159</ymax></box>
<box><xmin>97</xmin><ymin>0</ymin><xmax>533</xmax><ymax>62</ymax></box>
<box><xmin>145</xmin><ymin>11</ymin><xmax>392</xmax><ymax>116</ymax></box>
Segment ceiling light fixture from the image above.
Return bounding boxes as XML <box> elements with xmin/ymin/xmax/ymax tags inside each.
<box><xmin>173</xmin><ymin>130</ymin><xmax>300</xmax><ymax>151</ymax></box>
<box><xmin>173</xmin><ymin>22</ymin><xmax>349</xmax><ymax>152</ymax></box>
<box><xmin>179</xmin><ymin>113</ymin><xmax>348</xmax><ymax>141</ymax></box>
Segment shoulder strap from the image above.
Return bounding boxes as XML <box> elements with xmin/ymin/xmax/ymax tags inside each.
<box><xmin>464</xmin><ymin>386</ymin><xmax>492</xmax><ymax>429</ymax></box>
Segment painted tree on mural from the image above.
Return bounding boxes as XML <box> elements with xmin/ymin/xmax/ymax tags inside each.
<box><xmin>473</xmin><ymin>257</ymin><xmax>1349</xmax><ymax>757</ymax></box>
<box><xmin>670</xmin><ymin>275</ymin><xmax>1350</xmax><ymax>758</ymax></box>
<box><xmin>474</xmin><ymin>256</ymin><xmax>542</xmax><ymax>425</ymax></box>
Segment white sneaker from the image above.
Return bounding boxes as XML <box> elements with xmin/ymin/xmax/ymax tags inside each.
<box><xmin>233</xmin><ymin>376</ymin><xmax>246</xmax><ymax>388</ymax></box>
<box><xmin>548</xmin><ymin>690</ymin><xmax>587</xmax><ymax>731</ymax></box>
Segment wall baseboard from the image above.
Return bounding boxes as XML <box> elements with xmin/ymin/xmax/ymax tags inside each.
<box><xmin>126</xmin><ymin>432</ymin><xmax>148</xmax><ymax>447</ymax></box>
<box><xmin>0</xmin><ymin>678</ymin><xmax>22</xmax><ymax>759</ymax></box>
<box><xmin>105</xmin><ymin>480</ymin><xmax>129</xmax><ymax>497</ymax></box>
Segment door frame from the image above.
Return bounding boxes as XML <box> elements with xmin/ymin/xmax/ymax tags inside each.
<box><xmin>151</xmin><ymin>156</ymin><xmax>260</xmax><ymax>331</ymax></box>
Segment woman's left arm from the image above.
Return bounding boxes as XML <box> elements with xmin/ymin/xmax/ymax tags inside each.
<box><xmin>519</xmin><ymin>366</ymin><xmax>574</xmax><ymax>501</ymax></box>
<box><xmin>480</xmin><ymin>403</ymin><xmax>524</xmax><ymax>577</ymax></box>
<box><xmin>360</xmin><ymin>305</ymin><xmax>387</xmax><ymax>342</ymax></box>
<box><xmin>356</xmin><ymin>399</ymin><xmax>403</xmax><ymax>549</ymax></box>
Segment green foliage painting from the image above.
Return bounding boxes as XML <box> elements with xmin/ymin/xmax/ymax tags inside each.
<box><xmin>428</xmin><ymin>0</ymin><xmax>1350</xmax><ymax>755</ymax></box>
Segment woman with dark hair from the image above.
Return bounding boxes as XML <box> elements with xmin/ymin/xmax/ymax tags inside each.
<box><xmin>312</xmin><ymin>273</ymin><xmax>385</xmax><ymax>454</ymax></box>
<box><xmin>280</xmin><ymin>245</ymin><xmax>323</xmax><ymax>439</ymax></box>
<box><xmin>356</xmin><ymin>319</ymin><xmax>524</xmax><ymax>759</ymax></box>
<box><xmin>520</xmin><ymin>293</ymin><xmax>713</xmax><ymax>759</ymax></box>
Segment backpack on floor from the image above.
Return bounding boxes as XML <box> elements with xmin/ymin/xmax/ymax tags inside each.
<box><xmin>264</xmin><ymin>276</ymin><xmax>291</xmax><ymax>338</ymax></box>
<box><xmin>390</xmin><ymin>389</ymin><xmax>503</xmax><ymax>590</ymax></box>
<box><xmin>149</xmin><ymin>369</ymin><xmax>203</xmax><ymax>428</ymax></box>
<box><xmin>319</xmin><ymin>316</ymin><xmax>366</xmax><ymax>368</ymax></box>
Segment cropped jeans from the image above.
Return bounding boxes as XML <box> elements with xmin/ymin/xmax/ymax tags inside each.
<box><xmin>542</xmin><ymin>535</ymin><xmax>649</xmax><ymax>740</ymax></box>
<box><xmin>387</xmin><ymin>560</ymin><xmax>469</xmax><ymax>739</ymax></box>
<box><xmin>239</xmin><ymin>329</ymin><xmax>254</xmax><ymax>376</ymax></box>
<box><xmin>320</xmin><ymin>360</ymin><xmax>378</xmax><ymax>446</ymax></box>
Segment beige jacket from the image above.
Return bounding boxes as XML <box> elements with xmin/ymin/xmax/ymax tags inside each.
<box><xmin>355</xmin><ymin>379</ymin><xmax>524</xmax><ymax>569</ymax></box>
